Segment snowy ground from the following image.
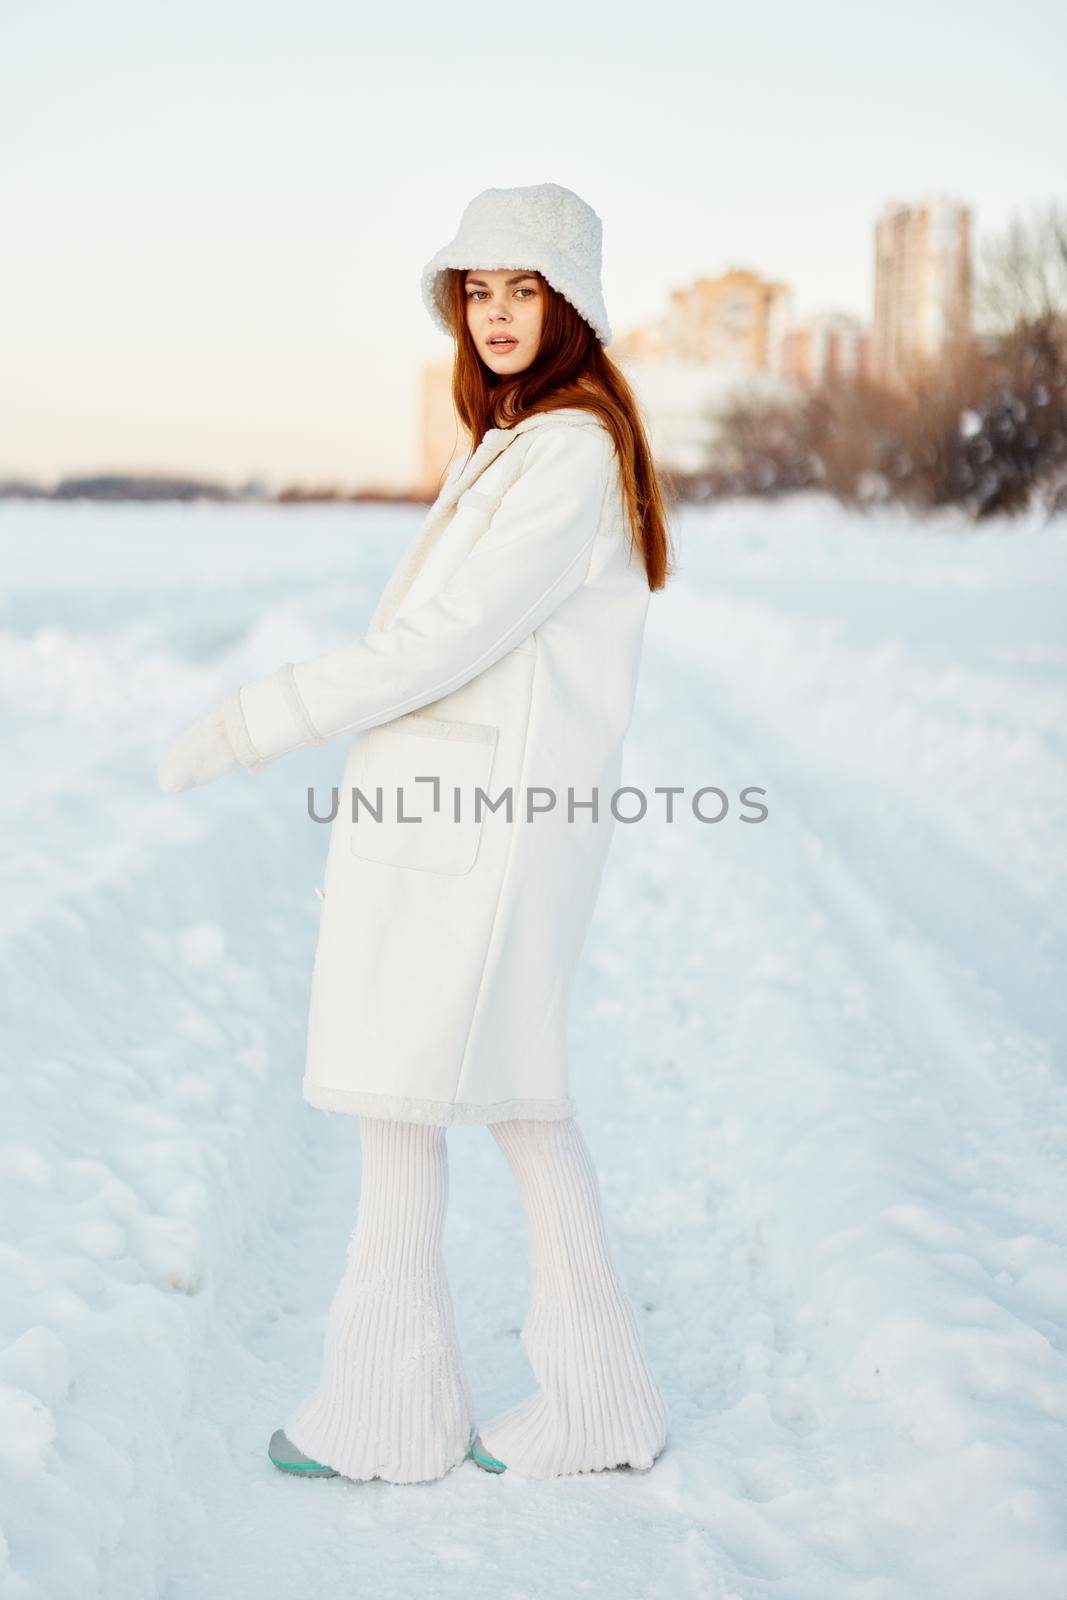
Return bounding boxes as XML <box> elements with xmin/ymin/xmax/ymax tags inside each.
<box><xmin>1</xmin><ymin>495</ymin><xmax>1066</xmax><ymax>1600</ymax></box>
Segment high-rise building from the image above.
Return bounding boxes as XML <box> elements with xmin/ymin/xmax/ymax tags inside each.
<box><xmin>613</xmin><ymin>268</ymin><xmax>792</xmax><ymax>373</ymax></box>
<box><xmin>871</xmin><ymin>197</ymin><xmax>973</xmax><ymax>388</ymax></box>
<box><xmin>607</xmin><ymin>268</ymin><xmax>797</xmax><ymax>472</ymax></box>
<box><xmin>780</xmin><ymin>313</ymin><xmax>869</xmax><ymax>387</ymax></box>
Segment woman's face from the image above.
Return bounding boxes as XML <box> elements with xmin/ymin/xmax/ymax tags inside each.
<box><xmin>463</xmin><ymin>268</ymin><xmax>545</xmax><ymax>374</ymax></box>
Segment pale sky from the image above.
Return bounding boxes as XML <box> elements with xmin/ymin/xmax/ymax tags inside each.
<box><xmin>3</xmin><ymin>0</ymin><xmax>1063</xmax><ymax>490</ymax></box>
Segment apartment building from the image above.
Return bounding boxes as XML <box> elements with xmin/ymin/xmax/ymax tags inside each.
<box><xmin>779</xmin><ymin>313</ymin><xmax>869</xmax><ymax>386</ymax></box>
<box><xmin>613</xmin><ymin>268</ymin><xmax>792</xmax><ymax>374</ymax></box>
<box><xmin>871</xmin><ymin>197</ymin><xmax>973</xmax><ymax>388</ymax></box>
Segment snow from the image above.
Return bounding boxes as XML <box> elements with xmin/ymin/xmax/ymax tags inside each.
<box><xmin>1</xmin><ymin>495</ymin><xmax>1066</xmax><ymax>1599</ymax></box>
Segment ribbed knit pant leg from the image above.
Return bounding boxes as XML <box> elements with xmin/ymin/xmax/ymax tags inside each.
<box><xmin>284</xmin><ymin>1117</ymin><xmax>475</xmax><ymax>1485</ymax></box>
<box><xmin>478</xmin><ymin>1116</ymin><xmax>668</xmax><ymax>1478</ymax></box>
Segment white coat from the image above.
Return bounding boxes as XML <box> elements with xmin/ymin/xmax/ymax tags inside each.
<box><xmin>223</xmin><ymin>406</ymin><xmax>652</xmax><ymax>1125</ymax></box>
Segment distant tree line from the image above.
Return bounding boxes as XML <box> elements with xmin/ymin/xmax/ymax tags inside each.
<box><xmin>276</xmin><ymin>483</ymin><xmax>435</xmax><ymax>505</ymax></box>
<box><xmin>0</xmin><ymin>475</ymin><xmax>432</xmax><ymax>505</ymax></box>
<box><xmin>667</xmin><ymin>202</ymin><xmax>1067</xmax><ymax>521</ymax></box>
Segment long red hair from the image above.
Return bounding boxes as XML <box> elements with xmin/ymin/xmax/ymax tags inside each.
<box><xmin>440</xmin><ymin>269</ymin><xmax>674</xmax><ymax>592</ymax></box>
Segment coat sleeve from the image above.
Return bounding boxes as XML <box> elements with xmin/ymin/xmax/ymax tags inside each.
<box><xmin>222</xmin><ymin>423</ymin><xmax>615</xmax><ymax>771</ymax></box>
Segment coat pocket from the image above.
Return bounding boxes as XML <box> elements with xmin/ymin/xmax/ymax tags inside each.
<box><xmin>348</xmin><ymin>712</ymin><xmax>500</xmax><ymax>876</ymax></box>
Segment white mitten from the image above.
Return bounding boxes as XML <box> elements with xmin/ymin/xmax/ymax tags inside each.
<box><xmin>158</xmin><ymin>707</ymin><xmax>239</xmax><ymax>795</ymax></box>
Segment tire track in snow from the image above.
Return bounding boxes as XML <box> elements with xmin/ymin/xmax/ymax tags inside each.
<box><xmin>656</xmin><ymin>594</ymin><xmax>1067</xmax><ymax>1164</ymax></box>
<box><xmin>619</xmin><ymin>601</ymin><xmax>1067</xmax><ymax>1597</ymax></box>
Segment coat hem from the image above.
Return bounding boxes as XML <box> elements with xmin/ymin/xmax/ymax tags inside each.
<box><xmin>302</xmin><ymin>1077</ymin><xmax>576</xmax><ymax>1126</ymax></box>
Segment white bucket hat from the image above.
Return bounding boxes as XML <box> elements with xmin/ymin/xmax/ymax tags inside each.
<box><xmin>420</xmin><ymin>182</ymin><xmax>612</xmax><ymax>346</ymax></box>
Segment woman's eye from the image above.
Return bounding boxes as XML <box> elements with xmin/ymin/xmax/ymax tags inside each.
<box><xmin>466</xmin><ymin>286</ymin><xmax>535</xmax><ymax>302</ymax></box>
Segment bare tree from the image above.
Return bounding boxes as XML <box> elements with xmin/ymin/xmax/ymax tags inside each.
<box><xmin>970</xmin><ymin>201</ymin><xmax>1067</xmax><ymax>516</ymax></box>
<box><xmin>975</xmin><ymin>201</ymin><xmax>1067</xmax><ymax>334</ymax></box>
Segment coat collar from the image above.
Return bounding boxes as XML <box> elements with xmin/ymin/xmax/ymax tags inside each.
<box><xmin>367</xmin><ymin>408</ymin><xmax>605</xmax><ymax>636</ymax></box>
<box><xmin>438</xmin><ymin>406</ymin><xmax>605</xmax><ymax>516</ymax></box>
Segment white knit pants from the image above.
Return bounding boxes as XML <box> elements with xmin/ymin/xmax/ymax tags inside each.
<box><xmin>477</xmin><ymin>1116</ymin><xmax>668</xmax><ymax>1477</ymax></box>
<box><xmin>284</xmin><ymin>1115</ymin><xmax>668</xmax><ymax>1483</ymax></box>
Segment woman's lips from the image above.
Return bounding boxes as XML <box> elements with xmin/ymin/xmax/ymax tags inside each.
<box><xmin>487</xmin><ymin>336</ymin><xmax>518</xmax><ymax>351</ymax></box>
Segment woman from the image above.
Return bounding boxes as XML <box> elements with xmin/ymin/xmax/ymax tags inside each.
<box><xmin>158</xmin><ymin>181</ymin><xmax>675</xmax><ymax>1484</ymax></box>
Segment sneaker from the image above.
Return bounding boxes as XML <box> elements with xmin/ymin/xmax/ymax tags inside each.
<box><xmin>468</xmin><ymin>1428</ymin><xmax>507</xmax><ymax>1474</ymax></box>
<box><xmin>268</xmin><ymin>1428</ymin><xmax>339</xmax><ymax>1477</ymax></box>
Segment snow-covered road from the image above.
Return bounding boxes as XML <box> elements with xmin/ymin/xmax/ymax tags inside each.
<box><xmin>2</xmin><ymin>497</ymin><xmax>1065</xmax><ymax>1599</ymax></box>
